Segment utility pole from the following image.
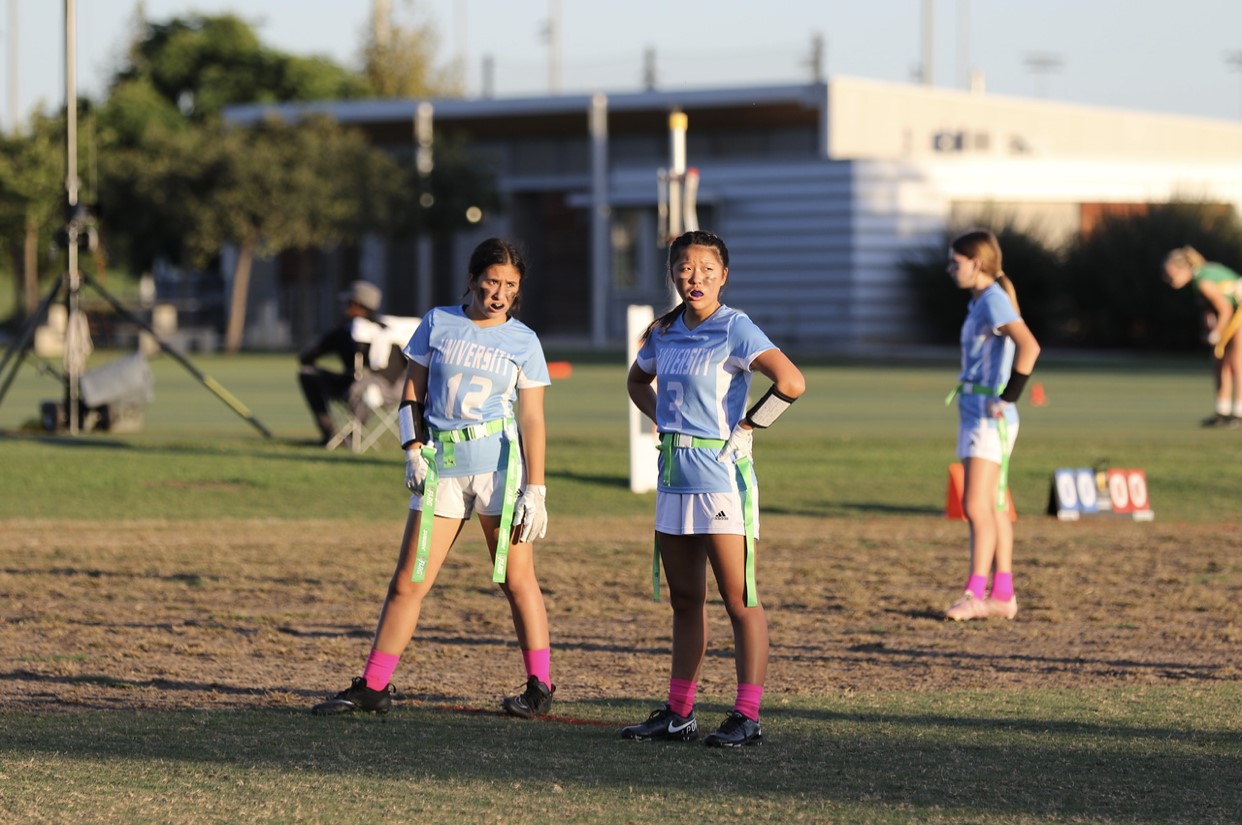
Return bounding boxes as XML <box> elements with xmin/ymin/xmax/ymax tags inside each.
<box><xmin>921</xmin><ymin>0</ymin><xmax>934</xmax><ymax>86</ymax></box>
<box><xmin>1228</xmin><ymin>52</ymin><xmax>1242</xmax><ymax>118</ymax></box>
<box><xmin>7</xmin><ymin>0</ymin><xmax>17</xmax><ymax>131</ymax></box>
<box><xmin>542</xmin><ymin>0</ymin><xmax>562</xmax><ymax>94</ymax></box>
<box><xmin>807</xmin><ymin>33</ymin><xmax>825</xmax><ymax>84</ymax></box>
<box><xmin>1023</xmin><ymin>52</ymin><xmax>1063</xmax><ymax>99</ymax></box>
<box><xmin>957</xmin><ymin>0</ymin><xmax>970</xmax><ymax>90</ymax></box>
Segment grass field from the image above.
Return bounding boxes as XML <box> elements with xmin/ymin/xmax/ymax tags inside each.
<box><xmin>1</xmin><ymin>348</ymin><xmax>1239</xmax><ymax>824</ymax></box>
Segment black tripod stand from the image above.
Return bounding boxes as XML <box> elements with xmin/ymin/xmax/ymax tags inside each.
<box><xmin>0</xmin><ymin>264</ymin><xmax>272</xmax><ymax>438</ymax></box>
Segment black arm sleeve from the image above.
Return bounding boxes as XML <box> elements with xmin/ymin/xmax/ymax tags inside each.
<box><xmin>999</xmin><ymin>370</ymin><xmax>1031</xmax><ymax>403</ymax></box>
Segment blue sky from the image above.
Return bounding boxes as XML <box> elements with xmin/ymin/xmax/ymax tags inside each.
<box><xmin>10</xmin><ymin>0</ymin><xmax>1242</xmax><ymax>127</ymax></box>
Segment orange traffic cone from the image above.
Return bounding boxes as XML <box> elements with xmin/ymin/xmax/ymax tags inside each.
<box><xmin>1031</xmin><ymin>382</ymin><xmax>1047</xmax><ymax>407</ymax></box>
<box><xmin>946</xmin><ymin>463</ymin><xmax>966</xmax><ymax>520</ymax></box>
<box><xmin>946</xmin><ymin>462</ymin><xmax>1017</xmax><ymax>521</ymax></box>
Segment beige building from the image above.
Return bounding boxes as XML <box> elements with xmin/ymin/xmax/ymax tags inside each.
<box><xmin>227</xmin><ymin>76</ymin><xmax>1242</xmax><ymax>354</ymax></box>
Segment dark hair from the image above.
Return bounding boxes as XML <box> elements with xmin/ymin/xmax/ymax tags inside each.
<box><xmin>640</xmin><ymin>230</ymin><xmax>731</xmax><ymax>343</ymax></box>
<box><xmin>464</xmin><ymin>238</ymin><xmax>526</xmax><ymax>316</ymax></box>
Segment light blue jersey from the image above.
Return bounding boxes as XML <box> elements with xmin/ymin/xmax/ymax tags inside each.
<box><xmin>403</xmin><ymin>305</ymin><xmax>550</xmax><ymax>477</ymax></box>
<box><xmin>636</xmin><ymin>305</ymin><xmax>775</xmax><ymax>493</ymax></box>
<box><xmin>958</xmin><ymin>282</ymin><xmax>1019</xmax><ymax>422</ymax></box>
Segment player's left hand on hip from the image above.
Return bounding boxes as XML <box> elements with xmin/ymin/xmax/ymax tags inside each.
<box><xmin>514</xmin><ymin>484</ymin><xmax>547</xmax><ymax>543</ymax></box>
<box><xmin>986</xmin><ymin>399</ymin><xmax>1008</xmax><ymax>418</ymax></box>
<box><xmin>718</xmin><ymin>422</ymin><xmax>753</xmax><ymax>462</ymax></box>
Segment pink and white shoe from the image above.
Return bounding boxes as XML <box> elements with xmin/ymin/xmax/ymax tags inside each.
<box><xmin>944</xmin><ymin>591</ymin><xmax>991</xmax><ymax>621</ymax></box>
<box><xmin>985</xmin><ymin>595</ymin><xmax>1018</xmax><ymax>620</ymax></box>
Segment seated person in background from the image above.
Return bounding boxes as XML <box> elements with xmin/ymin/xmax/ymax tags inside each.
<box><xmin>298</xmin><ymin>280</ymin><xmax>386</xmax><ymax>445</ymax></box>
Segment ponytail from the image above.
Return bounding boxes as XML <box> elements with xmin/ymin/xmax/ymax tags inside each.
<box><xmin>996</xmin><ymin>272</ymin><xmax>1021</xmax><ymax>315</ymax></box>
<box><xmin>639</xmin><ymin>303</ymin><xmax>687</xmax><ymax>345</ymax></box>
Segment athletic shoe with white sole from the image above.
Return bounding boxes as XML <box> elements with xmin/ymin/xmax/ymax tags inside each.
<box><xmin>620</xmin><ymin>705</ymin><xmax>699</xmax><ymax>741</ymax></box>
<box><xmin>501</xmin><ymin>675</ymin><xmax>555</xmax><ymax>719</ymax></box>
<box><xmin>704</xmin><ymin>711</ymin><xmax>763</xmax><ymax>748</ymax></box>
<box><xmin>945</xmin><ymin>590</ymin><xmax>992</xmax><ymax>621</ymax></box>
<box><xmin>986</xmin><ymin>595</ymin><xmax>1019</xmax><ymax>620</ymax></box>
<box><xmin>311</xmin><ymin>676</ymin><xmax>394</xmax><ymax>715</ymax></box>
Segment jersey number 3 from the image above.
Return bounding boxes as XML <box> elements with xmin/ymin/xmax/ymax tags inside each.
<box><xmin>664</xmin><ymin>380</ymin><xmax>685</xmax><ymax>430</ymax></box>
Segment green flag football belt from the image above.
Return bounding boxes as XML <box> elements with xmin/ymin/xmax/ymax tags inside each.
<box><xmin>945</xmin><ymin>383</ymin><xmax>1012</xmax><ymax>511</ymax></box>
<box><xmin>653</xmin><ymin>432</ymin><xmax>760</xmax><ymax>609</ymax></box>
<box><xmin>411</xmin><ymin>417</ymin><xmax>519</xmax><ymax>585</ymax></box>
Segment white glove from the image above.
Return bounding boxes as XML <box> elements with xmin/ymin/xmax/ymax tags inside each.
<box><xmin>405</xmin><ymin>447</ymin><xmax>429</xmax><ymax>494</ymax></box>
<box><xmin>717</xmin><ymin>422</ymin><xmax>753</xmax><ymax>462</ymax></box>
<box><xmin>514</xmin><ymin>484</ymin><xmax>547</xmax><ymax>543</ymax></box>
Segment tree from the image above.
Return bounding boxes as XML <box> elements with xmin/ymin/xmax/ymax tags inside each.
<box><xmin>170</xmin><ymin>115</ymin><xmax>401</xmax><ymax>353</ymax></box>
<box><xmin>97</xmin><ymin>13</ymin><xmax>379</xmax><ymax>279</ymax></box>
<box><xmin>1060</xmin><ymin>202</ymin><xmax>1242</xmax><ymax>349</ymax></box>
<box><xmin>0</xmin><ymin>109</ymin><xmax>87</xmax><ymax>319</ymax></box>
<box><xmin>904</xmin><ymin>219</ymin><xmax>1067</xmax><ymax>345</ymax></box>
<box><xmin>361</xmin><ymin>0</ymin><xmax>463</xmax><ymax>97</ymax></box>
<box><xmin>111</xmin><ymin>13</ymin><xmax>370</xmax><ymax>125</ymax></box>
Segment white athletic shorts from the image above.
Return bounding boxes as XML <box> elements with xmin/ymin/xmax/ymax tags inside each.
<box><xmin>409</xmin><ymin>470</ymin><xmax>514</xmax><ymax>519</ymax></box>
<box><xmin>654</xmin><ymin>490</ymin><xmax>759</xmax><ymax>538</ymax></box>
<box><xmin>957</xmin><ymin>418</ymin><xmax>1019</xmax><ymax>465</ymax></box>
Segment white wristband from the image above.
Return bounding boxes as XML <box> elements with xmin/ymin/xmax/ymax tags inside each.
<box><xmin>398</xmin><ymin>402</ymin><xmax>417</xmax><ymax>448</ymax></box>
<box><xmin>744</xmin><ymin>386</ymin><xmax>796</xmax><ymax>428</ymax></box>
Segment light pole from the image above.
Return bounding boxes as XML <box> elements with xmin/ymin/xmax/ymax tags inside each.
<box><xmin>63</xmin><ymin>0</ymin><xmax>83</xmax><ymax>434</ymax></box>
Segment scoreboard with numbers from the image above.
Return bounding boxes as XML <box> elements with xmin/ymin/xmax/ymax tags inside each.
<box><xmin>1047</xmin><ymin>467</ymin><xmax>1153</xmax><ymax>521</ymax></box>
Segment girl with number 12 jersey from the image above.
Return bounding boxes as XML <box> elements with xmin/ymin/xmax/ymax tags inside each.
<box><xmin>311</xmin><ymin>238</ymin><xmax>556</xmax><ymax>720</ymax></box>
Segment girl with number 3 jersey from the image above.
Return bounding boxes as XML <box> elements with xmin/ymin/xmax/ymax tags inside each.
<box><xmin>622</xmin><ymin>230</ymin><xmax>805</xmax><ymax>747</ymax></box>
<box><xmin>944</xmin><ymin>229</ymin><xmax>1041</xmax><ymax>622</ymax></box>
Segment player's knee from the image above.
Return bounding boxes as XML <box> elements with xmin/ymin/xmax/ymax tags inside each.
<box><xmin>720</xmin><ymin>592</ymin><xmax>759</xmax><ymax>619</ymax></box>
<box><xmin>667</xmin><ymin>587</ymin><xmax>706</xmax><ymax>613</ymax></box>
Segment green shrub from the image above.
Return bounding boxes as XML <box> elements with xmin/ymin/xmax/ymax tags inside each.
<box><xmin>1060</xmin><ymin>202</ymin><xmax>1242</xmax><ymax>349</ymax></box>
<box><xmin>904</xmin><ymin>220</ymin><xmax>1067</xmax><ymax>345</ymax></box>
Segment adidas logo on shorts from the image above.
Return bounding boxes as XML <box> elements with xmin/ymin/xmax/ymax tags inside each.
<box><xmin>713</xmin><ymin>510</ymin><xmax>729</xmax><ymax>520</ymax></box>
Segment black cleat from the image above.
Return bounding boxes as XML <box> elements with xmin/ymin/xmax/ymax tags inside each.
<box><xmin>501</xmin><ymin>675</ymin><xmax>555</xmax><ymax>718</ymax></box>
<box><xmin>620</xmin><ymin>705</ymin><xmax>699</xmax><ymax>742</ymax></box>
<box><xmin>311</xmin><ymin>676</ymin><xmax>395</xmax><ymax>716</ymax></box>
<box><xmin>704</xmin><ymin>710</ymin><xmax>763</xmax><ymax>747</ymax></box>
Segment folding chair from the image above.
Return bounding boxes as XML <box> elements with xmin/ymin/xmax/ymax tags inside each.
<box><xmin>325</xmin><ymin>315</ymin><xmax>421</xmax><ymax>453</ymax></box>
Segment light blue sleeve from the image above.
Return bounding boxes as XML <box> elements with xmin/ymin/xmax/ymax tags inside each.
<box><xmin>727</xmin><ymin>313</ymin><xmax>776</xmax><ymax>373</ymax></box>
<box><xmin>401</xmin><ymin>308</ymin><xmax>435</xmax><ymax>366</ymax></box>
<box><xmin>635</xmin><ymin>335</ymin><xmax>656</xmax><ymax>374</ymax></box>
<box><xmin>513</xmin><ymin>326</ymin><xmax>551</xmax><ymax>389</ymax></box>
<box><xmin>980</xmin><ymin>289</ymin><xmax>1020</xmax><ymax>333</ymax></box>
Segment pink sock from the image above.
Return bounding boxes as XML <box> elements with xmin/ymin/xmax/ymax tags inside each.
<box><xmin>991</xmin><ymin>572</ymin><xmax>1014</xmax><ymax>601</ymax></box>
<box><xmin>522</xmin><ymin>648</ymin><xmax>551</xmax><ymax>685</ymax></box>
<box><xmin>734</xmin><ymin>683</ymin><xmax>764</xmax><ymax>721</ymax></box>
<box><xmin>965</xmin><ymin>574</ymin><xmax>988</xmax><ymax>599</ymax></box>
<box><xmin>362</xmin><ymin>649</ymin><xmax>400</xmax><ymax>691</ymax></box>
<box><xmin>667</xmin><ymin>677</ymin><xmax>697</xmax><ymax>717</ymax></box>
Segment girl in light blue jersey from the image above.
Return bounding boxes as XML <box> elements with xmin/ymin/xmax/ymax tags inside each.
<box><xmin>312</xmin><ymin>239</ymin><xmax>555</xmax><ymax>719</ymax></box>
<box><xmin>622</xmin><ymin>230</ymin><xmax>805</xmax><ymax>748</ymax></box>
<box><xmin>945</xmin><ymin>229</ymin><xmax>1041</xmax><ymax>622</ymax></box>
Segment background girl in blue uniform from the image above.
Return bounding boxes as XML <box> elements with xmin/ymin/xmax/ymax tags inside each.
<box><xmin>945</xmin><ymin>229</ymin><xmax>1041</xmax><ymax>621</ymax></box>
<box><xmin>312</xmin><ymin>238</ymin><xmax>555</xmax><ymax>718</ymax></box>
<box><xmin>622</xmin><ymin>230</ymin><xmax>805</xmax><ymax>747</ymax></box>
